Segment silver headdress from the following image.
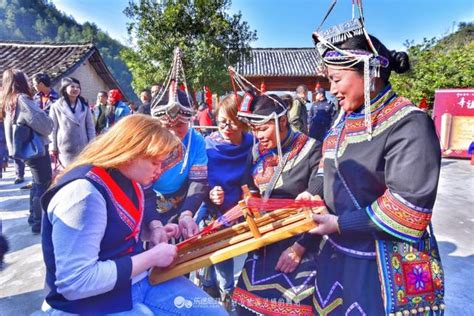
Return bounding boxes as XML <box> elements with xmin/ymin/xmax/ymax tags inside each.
<box><xmin>151</xmin><ymin>47</ymin><xmax>194</xmax><ymax>174</ymax></box>
<box><xmin>151</xmin><ymin>47</ymin><xmax>194</xmax><ymax>125</ymax></box>
<box><xmin>228</xmin><ymin>66</ymin><xmax>288</xmax><ymax>170</ymax></box>
<box><xmin>312</xmin><ymin>0</ymin><xmax>389</xmax><ymax>141</ymax></box>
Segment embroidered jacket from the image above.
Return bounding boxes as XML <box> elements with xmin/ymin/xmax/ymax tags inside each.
<box><xmin>232</xmin><ymin>129</ymin><xmax>322</xmax><ymax>315</ymax></box>
<box><xmin>317</xmin><ymin>85</ymin><xmax>441</xmax><ymax>253</ymax></box>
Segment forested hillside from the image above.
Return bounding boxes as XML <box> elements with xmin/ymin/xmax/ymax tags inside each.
<box><xmin>391</xmin><ymin>22</ymin><xmax>474</xmax><ymax>105</ymax></box>
<box><xmin>0</xmin><ymin>0</ymin><xmax>136</xmax><ymax>100</ymax></box>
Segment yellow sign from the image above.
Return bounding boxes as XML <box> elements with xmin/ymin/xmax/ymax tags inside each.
<box><xmin>450</xmin><ymin>116</ymin><xmax>474</xmax><ymax>151</ymax></box>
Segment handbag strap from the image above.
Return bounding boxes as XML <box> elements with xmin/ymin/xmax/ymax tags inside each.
<box><xmin>262</xmin><ymin>150</ymin><xmax>291</xmax><ymax>200</ymax></box>
<box><xmin>333</xmin><ymin>118</ymin><xmax>362</xmax><ymax>210</ymax></box>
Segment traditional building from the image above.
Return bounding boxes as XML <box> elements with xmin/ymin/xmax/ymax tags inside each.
<box><xmin>0</xmin><ymin>41</ymin><xmax>127</xmax><ymax>103</ymax></box>
<box><xmin>235</xmin><ymin>47</ymin><xmax>329</xmax><ymax>92</ymax></box>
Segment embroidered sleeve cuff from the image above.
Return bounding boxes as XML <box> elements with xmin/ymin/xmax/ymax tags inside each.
<box><xmin>113</xmin><ymin>256</ymin><xmax>132</xmax><ymax>290</ymax></box>
<box><xmin>365</xmin><ymin>190</ymin><xmax>431</xmax><ymax>243</ymax></box>
<box><xmin>189</xmin><ymin>165</ymin><xmax>208</xmax><ymax>181</ymax></box>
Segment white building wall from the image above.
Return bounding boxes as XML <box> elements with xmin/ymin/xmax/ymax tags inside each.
<box><xmin>52</xmin><ymin>59</ymin><xmax>110</xmax><ymax>105</ymax></box>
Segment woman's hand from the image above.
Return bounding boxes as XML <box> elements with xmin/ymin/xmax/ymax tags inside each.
<box><xmin>311</xmin><ymin>195</ymin><xmax>328</xmax><ymax>214</ymax></box>
<box><xmin>275</xmin><ymin>242</ymin><xmax>305</xmax><ymax>273</ymax></box>
<box><xmin>149</xmin><ymin>243</ymin><xmax>178</xmax><ymax>268</ymax></box>
<box><xmin>295</xmin><ymin>191</ymin><xmax>313</xmax><ymax>200</ymax></box>
<box><xmin>164</xmin><ymin>223</ymin><xmax>181</xmax><ymax>239</ymax></box>
<box><xmin>131</xmin><ymin>242</ymin><xmax>177</xmax><ymax>276</ymax></box>
<box><xmin>178</xmin><ymin>211</ymin><xmax>199</xmax><ymax>239</ymax></box>
<box><xmin>309</xmin><ymin>214</ymin><xmax>340</xmax><ymax>235</ymax></box>
<box><xmin>148</xmin><ymin>220</ymin><xmax>168</xmax><ymax>245</ymax></box>
<box><xmin>209</xmin><ymin>186</ymin><xmax>224</xmax><ymax>205</ymax></box>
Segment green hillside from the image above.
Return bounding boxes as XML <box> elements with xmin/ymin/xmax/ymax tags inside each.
<box><xmin>0</xmin><ymin>0</ymin><xmax>136</xmax><ymax>100</ymax></box>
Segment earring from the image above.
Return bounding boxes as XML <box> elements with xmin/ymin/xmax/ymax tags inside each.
<box><xmin>370</xmin><ymin>79</ymin><xmax>376</xmax><ymax>92</ymax></box>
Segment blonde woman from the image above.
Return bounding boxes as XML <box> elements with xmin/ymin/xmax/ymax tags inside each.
<box><xmin>41</xmin><ymin>115</ymin><xmax>226</xmax><ymax>315</ymax></box>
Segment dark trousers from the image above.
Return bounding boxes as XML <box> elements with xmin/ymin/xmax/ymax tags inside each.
<box><xmin>26</xmin><ymin>151</ymin><xmax>52</xmax><ymax>228</ymax></box>
<box><xmin>14</xmin><ymin>158</ymin><xmax>25</xmax><ymax>178</ymax></box>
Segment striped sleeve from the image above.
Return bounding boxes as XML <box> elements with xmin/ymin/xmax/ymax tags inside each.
<box><xmin>365</xmin><ymin>190</ymin><xmax>432</xmax><ymax>242</ymax></box>
<box><xmin>366</xmin><ymin>111</ymin><xmax>441</xmax><ymax>242</ymax></box>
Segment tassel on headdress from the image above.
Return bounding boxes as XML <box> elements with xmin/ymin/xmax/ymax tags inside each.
<box><xmin>312</xmin><ymin>0</ymin><xmax>389</xmax><ymax>141</ymax></box>
<box><xmin>151</xmin><ymin>47</ymin><xmax>195</xmax><ymax>173</ymax></box>
<box><xmin>228</xmin><ymin>66</ymin><xmax>288</xmax><ymax>170</ymax></box>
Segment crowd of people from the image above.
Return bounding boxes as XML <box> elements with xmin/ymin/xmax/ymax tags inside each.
<box><xmin>0</xmin><ymin>71</ymin><xmax>136</xmax><ymax>235</ymax></box>
<box><xmin>0</xmin><ymin>12</ymin><xmax>445</xmax><ymax>316</ymax></box>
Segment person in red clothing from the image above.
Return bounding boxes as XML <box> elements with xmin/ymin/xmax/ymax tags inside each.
<box><xmin>196</xmin><ymin>103</ymin><xmax>214</xmax><ymax>134</ymax></box>
<box><xmin>193</xmin><ymin>88</ymin><xmax>213</xmax><ymax>135</ymax></box>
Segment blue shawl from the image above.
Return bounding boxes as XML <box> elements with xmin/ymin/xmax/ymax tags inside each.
<box><xmin>205</xmin><ymin>131</ymin><xmax>253</xmax><ymax>212</ymax></box>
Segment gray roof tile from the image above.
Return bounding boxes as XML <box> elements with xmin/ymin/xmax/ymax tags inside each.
<box><xmin>0</xmin><ymin>41</ymin><xmax>126</xmax><ymax>98</ymax></box>
<box><xmin>236</xmin><ymin>48</ymin><xmax>319</xmax><ymax>77</ymax></box>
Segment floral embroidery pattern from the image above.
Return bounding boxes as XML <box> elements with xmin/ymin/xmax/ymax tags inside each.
<box><xmin>253</xmin><ymin>132</ymin><xmax>308</xmax><ymax>192</ymax></box>
<box><xmin>403</xmin><ymin>262</ymin><xmax>434</xmax><ymax>295</ymax></box>
<box><xmin>376</xmin><ymin>238</ymin><xmax>445</xmax><ymax>315</ymax></box>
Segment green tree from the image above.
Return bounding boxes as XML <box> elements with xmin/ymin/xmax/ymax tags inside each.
<box><xmin>391</xmin><ymin>23</ymin><xmax>474</xmax><ymax>107</ymax></box>
<box><xmin>122</xmin><ymin>0</ymin><xmax>257</xmax><ymax>94</ymax></box>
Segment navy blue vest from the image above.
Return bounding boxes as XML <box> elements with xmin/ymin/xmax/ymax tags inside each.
<box><xmin>41</xmin><ymin>165</ymin><xmax>144</xmax><ymax>315</ymax></box>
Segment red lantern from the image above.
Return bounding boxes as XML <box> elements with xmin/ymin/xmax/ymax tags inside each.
<box><xmin>260</xmin><ymin>81</ymin><xmax>267</xmax><ymax>94</ymax></box>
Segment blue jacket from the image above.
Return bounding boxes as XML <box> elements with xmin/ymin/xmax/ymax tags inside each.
<box><xmin>106</xmin><ymin>101</ymin><xmax>131</xmax><ymax>130</ymax></box>
<box><xmin>114</xmin><ymin>101</ymin><xmax>131</xmax><ymax>121</ymax></box>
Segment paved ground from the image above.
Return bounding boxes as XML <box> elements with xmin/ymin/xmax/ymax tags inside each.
<box><xmin>0</xmin><ymin>159</ymin><xmax>473</xmax><ymax>315</ymax></box>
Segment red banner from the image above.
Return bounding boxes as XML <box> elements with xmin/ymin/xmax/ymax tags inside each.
<box><xmin>432</xmin><ymin>89</ymin><xmax>474</xmax><ymax>158</ymax></box>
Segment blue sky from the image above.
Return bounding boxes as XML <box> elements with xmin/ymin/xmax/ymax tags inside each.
<box><xmin>52</xmin><ymin>0</ymin><xmax>473</xmax><ymax>51</ymax></box>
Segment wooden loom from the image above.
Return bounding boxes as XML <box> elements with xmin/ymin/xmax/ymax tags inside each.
<box><xmin>149</xmin><ymin>187</ymin><xmax>322</xmax><ymax>285</ymax></box>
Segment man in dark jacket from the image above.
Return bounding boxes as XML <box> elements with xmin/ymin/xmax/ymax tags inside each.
<box><xmin>309</xmin><ymin>88</ymin><xmax>336</xmax><ymax>142</ymax></box>
<box><xmin>32</xmin><ymin>72</ymin><xmax>59</xmax><ymax>115</ymax></box>
<box><xmin>95</xmin><ymin>91</ymin><xmax>108</xmax><ymax>134</ymax></box>
<box><xmin>138</xmin><ymin>89</ymin><xmax>151</xmax><ymax>115</ymax></box>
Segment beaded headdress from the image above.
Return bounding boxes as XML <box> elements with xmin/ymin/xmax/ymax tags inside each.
<box><xmin>151</xmin><ymin>48</ymin><xmax>194</xmax><ymax>125</ymax></box>
<box><xmin>228</xmin><ymin>66</ymin><xmax>288</xmax><ymax>167</ymax></box>
<box><xmin>151</xmin><ymin>47</ymin><xmax>194</xmax><ymax>174</ymax></box>
<box><xmin>312</xmin><ymin>0</ymin><xmax>389</xmax><ymax>140</ymax></box>
<box><xmin>228</xmin><ymin>66</ymin><xmax>287</xmax><ymax>126</ymax></box>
